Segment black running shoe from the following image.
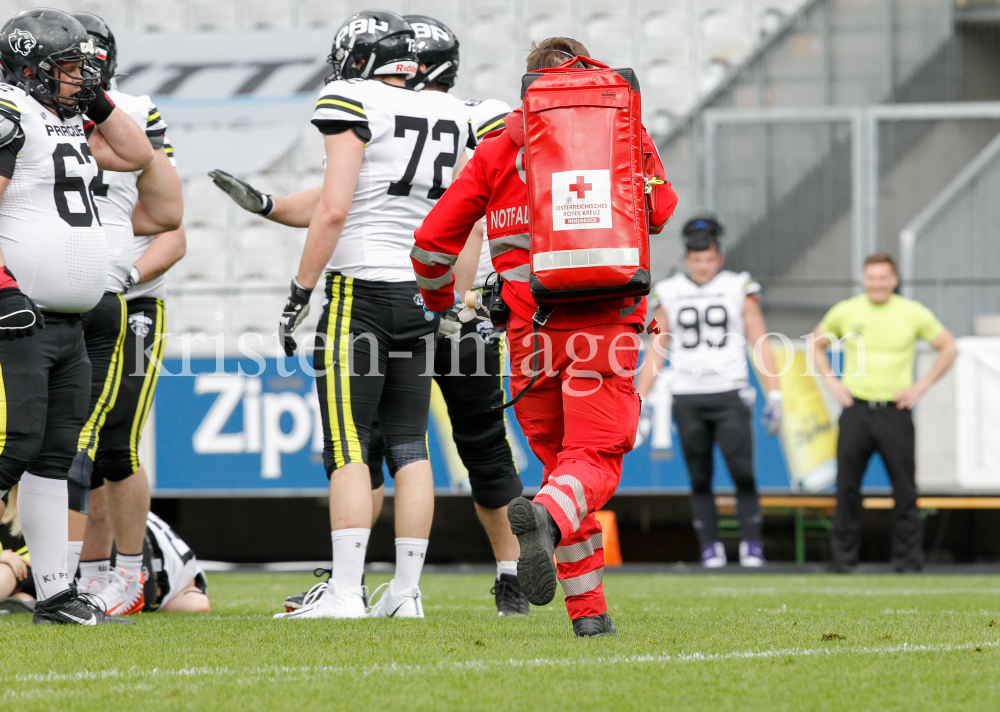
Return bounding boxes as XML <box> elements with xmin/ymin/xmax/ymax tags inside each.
<box><xmin>0</xmin><ymin>596</ymin><xmax>34</xmax><ymax>614</ymax></box>
<box><xmin>491</xmin><ymin>574</ymin><xmax>530</xmax><ymax>617</ymax></box>
<box><xmin>283</xmin><ymin>568</ymin><xmax>331</xmax><ymax>612</ymax></box>
<box><xmin>283</xmin><ymin>570</ymin><xmax>368</xmax><ymax>611</ymax></box>
<box><xmin>507</xmin><ymin>497</ymin><xmax>559</xmax><ymax>606</ymax></box>
<box><xmin>32</xmin><ymin>587</ymin><xmax>134</xmax><ymax>625</ymax></box>
<box><xmin>572</xmin><ymin>613</ymin><xmax>617</xmax><ymax>637</ymax></box>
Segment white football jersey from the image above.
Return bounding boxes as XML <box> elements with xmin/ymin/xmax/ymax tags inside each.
<box><xmin>146</xmin><ymin>511</ymin><xmax>206</xmax><ymax>609</ymax></box>
<box><xmin>0</xmin><ymin>84</ymin><xmax>106</xmax><ymax>312</ymax></box>
<box><xmin>464</xmin><ymin>98</ymin><xmax>511</xmax><ymax>289</ymax></box>
<box><xmin>653</xmin><ymin>270</ymin><xmax>761</xmax><ymax>395</ymax></box>
<box><xmin>125</xmin><ymin>134</ymin><xmax>175</xmax><ymax>303</ymax></box>
<box><xmin>95</xmin><ymin>90</ymin><xmax>168</xmax><ymax>293</ymax></box>
<box><xmin>311</xmin><ymin>79</ymin><xmax>473</xmax><ymax>282</ymax></box>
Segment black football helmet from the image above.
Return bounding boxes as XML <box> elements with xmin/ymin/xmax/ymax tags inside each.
<box><xmin>682</xmin><ymin>213</ymin><xmax>725</xmax><ymax>252</ymax></box>
<box><xmin>0</xmin><ymin>9</ymin><xmax>99</xmax><ymax>119</ymax></box>
<box><xmin>71</xmin><ymin>12</ymin><xmax>117</xmax><ymax>90</ymax></box>
<box><xmin>404</xmin><ymin>15</ymin><xmax>459</xmax><ymax>91</ymax></box>
<box><xmin>327</xmin><ymin>10</ymin><xmax>418</xmax><ymax>82</ymax></box>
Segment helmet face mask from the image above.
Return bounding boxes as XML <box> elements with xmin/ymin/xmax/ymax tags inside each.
<box><xmin>71</xmin><ymin>12</ymin><xmax>118</xmax><ymax>90</ymax></box>
<box><xmin>404</xmin><ymin>15</ymin><xmax>459</xmax><ymax>91</ymax></box>
<box><xmin>326</xmin><ymin>11</ymin><xmax>418</xmax><ymax>83</ymax></box>
<box><xmin>0</xmin><ymin>9</ymin><xmax>100</xmax><ymax>119</ymax></box>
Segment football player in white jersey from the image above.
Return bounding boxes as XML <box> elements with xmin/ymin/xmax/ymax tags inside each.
<box><xmin>61</xmin><ymin>13</ymin><xmax>183</xmax><ymax>617</ymax></box>
<box><xmin>0</xmin><ymin>8</ymin><xmax>153</xmax><ymax>625</ymax></box>
<box><xmin>257</xmin><ymin>10</ymin><xmax>472</xmax><ymax>620</ymax></box>
<box><xmin>635</xmin><ymin>216</ymin><xmax>783</xmax><ymax>568</ymax></box>
<box><xmin>209</xmin><ymin>14</ymin><xmax>529</xmax><ymax>617</ymax></box>
<box><xmin>0</xmin><ymin>497</ymin><xmax>210</xmax><ymax>614</ymax></box>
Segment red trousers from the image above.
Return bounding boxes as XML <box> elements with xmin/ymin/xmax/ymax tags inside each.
<box><xmin>507</xmin><ymin>314</ymin><xmax>641</xmax><ymax>619</ymax></box>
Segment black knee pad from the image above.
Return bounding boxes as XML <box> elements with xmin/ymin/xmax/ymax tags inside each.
<box><xmin>67</xmin><ymin>450</ymin><xmax>92</xmax><ymax>514</ymax></box>
<box><xmin>468</xmin><ymin>466</ymin><xmax>524</xmax><ymax>509</ymax></box>
<box><xmin>384</xmin><ymin>440</ymin><xmax>429</xmax><ymax>477</ymax></box>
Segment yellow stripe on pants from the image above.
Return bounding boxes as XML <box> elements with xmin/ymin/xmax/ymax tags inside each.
<box><xmin>130</xmin><ymin>300</ymin><xmax>166</xmax><ymax>471</ymax></box>
<box><xmin>77</xmin><ymin>294</ymin><xmax>128</xmax><ymax>457</ymax></box>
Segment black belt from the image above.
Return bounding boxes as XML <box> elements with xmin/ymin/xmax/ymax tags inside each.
<box><xmin>854</xmin><ymin>398</ymin><xmax>894</xmax><ymax>410</ymax></box>
<box><xmin>41</xmin><ymin>311</ymin><xmax>83</xmax><ymax>323</ymax></box>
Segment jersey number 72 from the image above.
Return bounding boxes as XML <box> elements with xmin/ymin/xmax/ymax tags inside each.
<box><xmin>387</xmin><ymin>115</ymin><xmax>460</xmax><ymax>199</ymax></box>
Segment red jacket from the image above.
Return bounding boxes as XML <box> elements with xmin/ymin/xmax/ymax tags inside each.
<box><xmin>411</xmin><ymin>108</ymin><xmax>678</xmax><ymax>329</ymax></box>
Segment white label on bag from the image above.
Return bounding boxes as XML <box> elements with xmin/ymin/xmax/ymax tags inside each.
<box><xmin>551</xmin><ymin>169</ymin><xmax>612</xmax><ymax>231</ymax></box>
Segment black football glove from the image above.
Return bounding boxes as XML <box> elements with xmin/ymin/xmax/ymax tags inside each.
<box><xmin>0</xmin><ymin>267</ymin><xmax>43</xmax><ymax>340</ymax></box>
<box><xmin>208</xmin><ymin>169</ymin><xmax>274</xmax><ymax>215</ymax></box>
<box><xmin>83</xmin><ymin>89</ymin><xmax>116</xmax><ymax>124</ymax></box>
<box><xmin>279</xmin><ymin>278</ymin><xmax>313</xmax><ymax>357</ymax></box>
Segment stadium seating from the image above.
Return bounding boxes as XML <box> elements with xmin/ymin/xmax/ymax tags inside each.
<box><xmin>18</xmin><ymin>0</ymin><xmax>804</xmax><ymax>353</ymax></box>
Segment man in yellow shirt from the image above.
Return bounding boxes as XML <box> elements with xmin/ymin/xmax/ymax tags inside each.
<box><xmin>812</xmin><ymin>254</ymin><xmax>957</xmax><ymax>572</ymax></box>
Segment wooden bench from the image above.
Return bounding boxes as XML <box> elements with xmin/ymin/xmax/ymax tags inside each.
<box><xmin>715</xmin><ymin>495</ymin><xmax>1000</xmax><ymax>563</ymax></box>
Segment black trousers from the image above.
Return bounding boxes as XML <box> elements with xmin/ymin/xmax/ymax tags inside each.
<box><xmin>673</xmin><ymin>389</ymin><xmax>761</xmax><ymax>548</ymax></box>
<box><xmin>92</xmin><ymin>297</ymin><xmax>166</xmax><ymax>487</ymax></box>
<box><xmin>368</xmin><ymin>317</ymin><xmax>522</xmax><ymax>510</ymax></box>
<box><xmin>831</xmin><ymin>401</ymin><xmax>921</xmax><ymax>571</ymax></box>
<box><xmin>0</xmin><ymin>313</ymin><xmax>90</xmax><ymax>489</ymax></box>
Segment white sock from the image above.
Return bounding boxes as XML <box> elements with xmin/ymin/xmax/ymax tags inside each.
<box><xmin>18</xmin><ymin>473</ymin><xmax>70</xmax><ymax>600</ymax></box>
<box><xmin>330</xmin><ymin>528</ymin><xmax>369</xmax><ymax>592</ymax></box>
<box><xmin>116</xmin><ymin>552</ymin><xmax>143</xmax><ymax>578</ymax></box>
<box><xmin>497</xmin><ymin>560</ymin><xmax>518</xmax><ymax>579</ymax></box>
<box><xmin>67</xmin><ymin>541</ymin><xmax>83</xmax><ymax>580</ymax></box>
<box><xmin>79</xmin><ymin>559</ymin><xmax>111</xmax><ymax>588</ymax></box>
<box><xmin>394</xmin><ymin>538</ymin><xmax>428</xmax><ymax>592</ymax></box>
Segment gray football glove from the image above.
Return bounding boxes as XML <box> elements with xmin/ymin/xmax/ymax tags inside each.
<box><xmin>208</xmin><ymin>169</ymin><xmax>274</xmax><ymax>215</ymax></box>
<box><xmin>279</xmin><ymin>278</ymin><xmax>313</xmax><ymax>357</ymax></box>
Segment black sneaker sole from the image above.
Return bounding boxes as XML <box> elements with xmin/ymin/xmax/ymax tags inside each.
<box><xmin>507</xmin><ymin>497</ymin><xmax>558</xmax><ymax>606</ymax></box>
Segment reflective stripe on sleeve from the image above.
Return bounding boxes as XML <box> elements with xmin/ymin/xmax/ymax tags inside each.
<box><xmin>415</xmin><ymin>268</ymin><xmax>454</xmax><ymax>291</ymax></box>
<box><xmin>410</xmin><ymin>245</ymin><xmax>459</xmax><ymax>267</ymax></box>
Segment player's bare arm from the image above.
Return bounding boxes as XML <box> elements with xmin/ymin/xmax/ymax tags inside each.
<box><xmin>636</xmin><ymin>305</ymin><xmax>671</xmax><ymax>399</ymax></box>
<box><xmin>893</xmin><ymin>328</ymin><xmax>958</xmax><ymax>409</ymax></box>
<box><xmin>85</xmin><ymin>92</ymin><xmax>154</xmax><ymax>171</ymax></box>
<box><xmin>453</xmin><ymin>219</ymin><xmax>483</xmax><ymax>295</ymax></box>
<box><xmin>133</xmin><ymin>148</ymin><xmax>182</xmax><ymax>233</ymax></box>
<box><xmin>744</xmin><ymin>295</ymin><xmax>779</xmax><ymax>392</ymax></box>
<box><xmin>811</xmin><ymin>327</ymin><xmax>854</xmax><ymax>408</ymax></box>
<box><xmin>129</xmin><ymin>225</ymin><xmax>187</xmax><ymax>283</ymax></box>
<box><xmin>296</xmin><ymin>131</ymin><xmax>365</xmax><ymax>289</ymax></box>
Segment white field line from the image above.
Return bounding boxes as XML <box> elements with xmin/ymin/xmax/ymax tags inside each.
<box><xmin>11</xmin><ymin>640</ymin><xmax>1000</xmax><ymax>687</ymax></box>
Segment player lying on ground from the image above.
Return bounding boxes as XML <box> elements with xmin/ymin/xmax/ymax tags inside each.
<box><xmin>212</xmin><ymin>12</ymin><xmax>528</xmax><ymax>618</ymax></box>
<box><xmin>1</xmin><ymin>487</ymin><xmax>209</xmax><ymax>614</ymax></box>
<box><xmin>635</xmin><ymin>216</ymin><xmax>783</xmax><ymax>568</ymax></box>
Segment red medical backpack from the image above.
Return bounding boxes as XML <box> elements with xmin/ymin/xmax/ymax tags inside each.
<box><xmin>521</xmin><ymin>56</ymin><xmax>651</xmax><ymax>305</ymax></box>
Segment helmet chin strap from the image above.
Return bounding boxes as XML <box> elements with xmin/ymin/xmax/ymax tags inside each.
<box><xmin>360</xmin><ymin>50</ymin><xmax>376</xmax><ymax>78</ymax></box>
<box><xmin>413</xmin><ymin>60</ymin><xmax>451</xmax><ymax>91</ymax></box>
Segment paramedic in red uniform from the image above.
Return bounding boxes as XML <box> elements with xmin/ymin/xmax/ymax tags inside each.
<box><xmin>411</xmin><ymin>37</ymin><xmax>677</xmax><ymax>637</ymax></box>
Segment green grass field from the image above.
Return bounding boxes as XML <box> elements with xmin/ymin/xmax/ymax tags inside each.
<box><xmin>4</xmin><ymin>572</ymin><xmax>1000</xmax><ymax>711</ymax></box>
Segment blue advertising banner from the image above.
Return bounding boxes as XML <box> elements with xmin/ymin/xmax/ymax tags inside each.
<box><xmin>151</xmin><ymin>357</ymin><xmax>890</xmax><ymax>495</ymax></box>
